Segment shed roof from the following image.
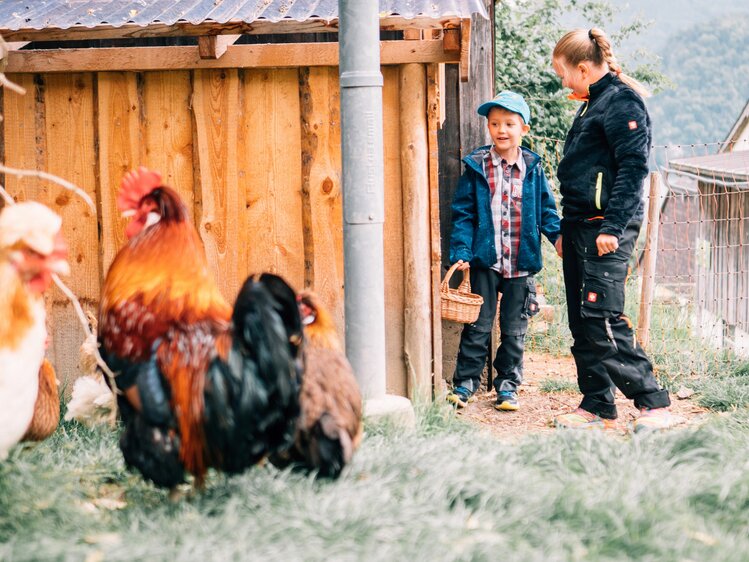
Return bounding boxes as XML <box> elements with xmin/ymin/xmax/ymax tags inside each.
<box><xmin>721</xmin><ymin>98</ymin><xmax>749</xmax><ymax>154</ymax></box>
<box><xmin>669</xmin><ymin>150</ymin><xmax>749</xmax><ymax>186</ymax></box>
<box><xmin>0</xmin><ymin>0</ymin><xmax>487</xmax><ymax>31</ymax></box>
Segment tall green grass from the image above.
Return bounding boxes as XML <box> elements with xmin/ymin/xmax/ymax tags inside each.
<box><xmin>2</xmin><ymin>406</ymin><xmax>749</xmax><ymax>561</ymax></box>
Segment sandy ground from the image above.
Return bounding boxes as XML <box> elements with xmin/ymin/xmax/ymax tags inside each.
<box><xmin>455</xmin><ymin>351</ymin><xmax>709</xmax><ymax>439</ymax></box>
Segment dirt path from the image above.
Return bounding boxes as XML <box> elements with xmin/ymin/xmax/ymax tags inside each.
<box><xmin>456</xmin><ymin>352</ymin><xmax>709</xmax><ymax>438</ymax></box>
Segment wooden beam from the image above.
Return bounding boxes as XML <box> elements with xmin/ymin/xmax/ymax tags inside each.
<box><xmin>399</xmin><ymin>63</ymin><xmax>432</xmax><ymax>401</ymax></box>
<box><xmin>426</xmin><ymin>63</ymin><xmax>444</xmax><ymax>396</ymax></box>
<box><xmin>443</xmin><ymin>27</ymin><xmax>460</xmax><ymax>54</ymax></box>
<box><xmin>6</xmin><ymin>40</ymin><xmax>460</xmax><ymax>73</ymax></box>
<box><xmin>198</xmin><ymin>34</ymin><xmax>241</xmax><ymax>59</ymax></box>
<box><xmin>459</xmin><ymin>18</ymin><xmax>471</xmax><ymax>82</ymax></box>
<box><xmin>403</xmin><ymin>29</ymin><xmax>423</xmax><ymax>41</ymax></box>
<box><xmin>5</xmin><ymin>42</ymin><xmax>29</xmax><ymax>51</ymax></box>
<box><xmin>0</xmin><ymin>17</ymin><xmax>462</xmax><ymax>43</ymax></box>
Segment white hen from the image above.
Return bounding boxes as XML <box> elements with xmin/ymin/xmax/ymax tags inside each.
<box><xmin>0</xmin><ymin>202</ymin><xmax>69</xmax><ymax>459</ymax></box>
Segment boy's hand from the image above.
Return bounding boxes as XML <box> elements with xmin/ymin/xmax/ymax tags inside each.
<box><xmin>554</xmin><ymin>236</ymin><xmax>563</xmax><ymax>257</ymax></box>
<box><xmin>596</xmin><ymin>233</ymin><xmax>619</xmax><ymax>256</ymax></box>
<box><xmin>454</xmin><ymin>260</ymin><xmax>470</xmax><ymax>271</ymax></box>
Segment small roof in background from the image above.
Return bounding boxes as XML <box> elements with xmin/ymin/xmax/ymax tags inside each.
<box><xmin>722</xmin><ymin>98</ymin><xmax>749</xmax><ymax>154</ymax></box>
<box><xmin>0</xmin><ymin>0</ymin><xmax>488</xmax><ymax>31</ymax></box>
<box><xmin>670</xmin><ymin>150</ymin><xmax>749</xmax><ymax>184</ymax></box>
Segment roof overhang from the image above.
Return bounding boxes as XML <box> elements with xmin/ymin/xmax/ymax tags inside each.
<box><xmin>669</xmin><ymin>151</ymin><xmax>749</xmax><ymax>188</ymax></box>
<box><xmin>721</xmin><ymin>100</ymin><xmax>749</xmax><ymax>154</ymax></box>
<box><xmin>0</xmin><ymin>15</ymin><xmax>466</xmax><ymax>42</ymax></box>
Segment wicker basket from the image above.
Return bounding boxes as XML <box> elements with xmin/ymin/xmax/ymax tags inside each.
<box><xmin>440</xmin><ymin>263</ymin><xmax>484</xmax><ymax>323</ymax></box>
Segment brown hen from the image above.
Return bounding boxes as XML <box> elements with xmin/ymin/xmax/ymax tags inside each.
<box><xmin>273</xmin><ymin>290</ymin><xmax>362</xmax><ymax>478</ymax></box>
<box><xmin>22</xmin><ymin>359</ymin><xmax>60</xmax><ymax>442</ymax></box>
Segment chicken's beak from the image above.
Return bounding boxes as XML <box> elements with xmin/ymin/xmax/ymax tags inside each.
<box><xmin>299</xmin><ymin>301</ymin><xmax>316</xmax><ymax>325</ymax></box>
<box><xmin>47</xmin><ymin>232</ymin><xmax>70</xmax><ymax>276</ymax></box>
<box><xmin>48</xmin><ymin>258</ymin><xmax>71</xmax><ymax>276</ymax></box>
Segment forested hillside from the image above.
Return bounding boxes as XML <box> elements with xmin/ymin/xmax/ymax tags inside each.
<box><xmin>559</xmin><ymin>1</ymin><xmax>749</xmax><ymax>147</ymax></box>
<box><xmin>614</xmin><ymin>0</ymin><xmax>749</xmax><ymax>52</ymax></box>
<box><xmin>647</xmin><ymin>13</ymin><xmax>749</xmax><ymax>146</ymax></box>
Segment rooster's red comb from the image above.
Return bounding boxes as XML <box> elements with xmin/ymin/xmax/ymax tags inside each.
<box><xmin>116</xmin><ymin>167</ymin><xmax>163</xmax><ymax>212</ymax></box>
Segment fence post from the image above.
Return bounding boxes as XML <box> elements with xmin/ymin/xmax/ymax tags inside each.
<box><xmin>637</xmin><ymin>171</ymin><xmax>662</xmax><ymax>349</ymax></box>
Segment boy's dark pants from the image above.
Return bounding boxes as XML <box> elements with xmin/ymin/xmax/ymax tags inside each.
<box><xmin>561</xmin><ymin>220</ymin><xmax>670</xmax><ymax>419</ymax></box>
<box><xmin>453</xmin><ymin>268</ymin><xmax>536</xmax><ymax>395</ymax></box>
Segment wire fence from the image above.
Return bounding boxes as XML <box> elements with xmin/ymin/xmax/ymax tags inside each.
<box><xmin>522</xmin><ymin>138</ymin><xmax>749</xmax><ymax>386</ymax></box>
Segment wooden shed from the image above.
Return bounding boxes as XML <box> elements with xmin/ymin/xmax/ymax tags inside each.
<box><xmin>669</xmin><ymin>150</ymin><xmax>749</xmax><ymax>357</ymax></box>
<box><xmin>0</xmin><ymin>0</ymin><xmax>490</xmax><ymax>398</ymax></box>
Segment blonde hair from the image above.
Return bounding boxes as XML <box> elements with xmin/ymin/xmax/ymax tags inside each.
<box><xmin>553</xmin><ymin>28</ymin><xmax>650</xmax><ymax>98</ymax></box>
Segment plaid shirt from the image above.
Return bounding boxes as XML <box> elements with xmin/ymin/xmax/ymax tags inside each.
<box><xmin>485</xmin><ymin>147</ymin><xmax>528</xmax><ymax>278</ymax></box>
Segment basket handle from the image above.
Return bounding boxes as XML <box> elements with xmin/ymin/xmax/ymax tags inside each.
<box><xmin>442</xmin><ymin>262</ymin><xmax>472</xmax><ymax>294</ymax></box>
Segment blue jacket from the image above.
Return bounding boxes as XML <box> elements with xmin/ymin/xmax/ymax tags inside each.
<box><xmin>449</xmin><ymin>145</ymin><xmax>561</xmax><ymax>274</ymax></box>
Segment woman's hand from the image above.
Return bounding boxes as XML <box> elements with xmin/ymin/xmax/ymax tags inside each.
<box><xmin>596</xmin><ymin>233</ymin><xmax>619</xmax><ymax>256</ymax></box>
<box><xmin>554</xmin><ymin>236</ymin><xmax>563</xmax><ymax>257</ymax></box>
<box><xmin>454</xmin><ymin>260</ymin><xmax>470</xmax><ymax>271</ymax></box>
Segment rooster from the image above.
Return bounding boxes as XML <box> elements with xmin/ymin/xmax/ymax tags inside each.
<box><xmin>98</xmin><ymin>168</ymin><xmax>299</xmax><ymax>488</ymax></box>
<box><xmin>0</xmin><ymin>202</ymin><xmax>69</xmax><ymax>459</ymax></box>
<box><xmin>271</xmin><ymin>290</ymin><xmax>363</xmax><ymax>478</ymax></box>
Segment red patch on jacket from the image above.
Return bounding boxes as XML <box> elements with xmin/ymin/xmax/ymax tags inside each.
<box><xmin>586</xmin><ymin>292</ymin><xmax>598</xmax><ymax>303</ymax></box>
<box><xmin>628</xmin><ymin>120</ymin><xmax>638</xmax><ymax>130</ymax></box>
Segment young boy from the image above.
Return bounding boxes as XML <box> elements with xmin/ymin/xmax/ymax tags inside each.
<box><xmin>447</xmin><ymin>91</ymin><xmax>562</xmax><ymax>411</ymax></box>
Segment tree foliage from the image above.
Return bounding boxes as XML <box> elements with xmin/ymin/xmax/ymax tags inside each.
<box><xmin>493</xmin><ymin>0</ymin><xmax>666</xmax><ymax>162</ymax></box>
<box><xmin>648</xmin><ymin>13</ymin><xmax>749</xmax><ymax>147</ymax></box>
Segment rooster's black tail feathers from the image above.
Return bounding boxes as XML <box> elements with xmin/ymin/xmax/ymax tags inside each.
<box><xmin>202</xmin><ymin>274</ymin><xmax>302</xmax><ymax>472</ymax></box>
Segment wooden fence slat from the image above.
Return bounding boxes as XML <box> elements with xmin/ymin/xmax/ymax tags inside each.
<box><xmin>192</xmin><ymin>69</ymin><xmax>245</xmax><ymax>301</ymax></box>
<box><xmin>97</xmin><ymin>72</ymin><xmax>141</xmax><ymax>274</ymax></box>
<box><xmin>3</xmin><ymin>74</ymin><xmax>39</xmax><ymax>196</ymax></box>
<box><xmin>382</xmin><ymin>65</ymin><xmax>406</xmax><ymax>396</ymax></box>
<box><xmin>239</xmin><ymin>68</ymin><xmax>304</xmax><ymax>288</ymax></box>
<box><xmin>637</xmin><ymin>172</ymin><xmax>662</xmax><ymax>349</ymax></box>
<box><xmin>301</xmin><ymin>66</ymin><xmax>345</xmax><ymax>335</ymax></box>
<box><xmin>44</xmin><ymin>73</ymin><xmax>98</xmax><ymax>385</ymax></box>
<box><xmin>143</xmin><ymin>71</ymin><xmax>196</xmax><ymax>224</ymax></box>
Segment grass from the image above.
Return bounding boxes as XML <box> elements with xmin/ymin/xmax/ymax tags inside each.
<box><xmin>693</xmin><ymin>361</ymin><xmax>749</xmax><ymax>411</ymax></box>
<box><xmin>3</xmin><ymin>404</ymin><xmax>749</xmax><ymax>561</ymax></box>
<box><xmin>538</xmin><ymin>377</ymin><xmax>578</xmax><ymax>394</ymax></box>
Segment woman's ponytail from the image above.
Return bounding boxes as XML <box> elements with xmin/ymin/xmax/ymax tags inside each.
<box><xmin>554</xmin><ymin>28</ymin><xmax>651</xmax><ymax>98</ymax></box>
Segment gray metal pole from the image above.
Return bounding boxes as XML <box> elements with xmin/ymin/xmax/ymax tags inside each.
<box><xmin>338</xmin><ymin>0</ymin><xmax>386</xmax><ymax>399</ymax></box>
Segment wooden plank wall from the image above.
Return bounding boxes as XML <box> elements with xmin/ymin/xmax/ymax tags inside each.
<box><xmin>2</xmin><ymin>67</ymin><xmax>409</xmax><ymax>396</ymax></box>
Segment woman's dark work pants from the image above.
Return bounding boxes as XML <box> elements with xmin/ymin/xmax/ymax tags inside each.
<box><xmin>452</xmin><ymin>269</ymin><xmax>537</xmax><ymax>395</ymax></box>
<box><xmin>562</xmin><ymin>220</ymin><xmax>670</xmax><ymax>419</ymax></box>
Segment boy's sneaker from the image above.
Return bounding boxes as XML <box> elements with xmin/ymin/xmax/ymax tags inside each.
<box><xmin>494</xmin><ymin>391</ymin><xmax>519</xmax><ymax>411</ymax></box>
<box><xmin>446</xmin><ymin>386</ymin><xmax>476</xmax><ymax>409</ymax></box>
<box><xmin>633</xmin><ymin>407</ymin><xmax>680</xmax><ymax>433</ymax></box>
<box><xmin>554</xmin><ymin>408</ymin><xmax>617</xmax><ymax>431</ymax></box>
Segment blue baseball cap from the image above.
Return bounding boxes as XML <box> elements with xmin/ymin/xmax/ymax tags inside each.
<box><xmin>477</xmin><ymin>91</ymin><xmax>531</xmax><ymax>124</ymax></box>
